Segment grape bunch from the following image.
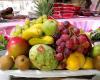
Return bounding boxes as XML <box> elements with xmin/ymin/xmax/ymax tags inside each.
<box><xmin>54</xmin><ymin>21</ymin><xmax>92</xmax><ymax>62</ymax></box>
<box><xmin>10</xmin><ymin>18</ymin><xmax>31</xmax><ymax>37</ymax></box>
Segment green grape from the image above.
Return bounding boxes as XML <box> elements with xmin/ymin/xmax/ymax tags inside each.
<box><xmin>25</xmin><ymin>18</ymin><xmax>30</xmax><ymax>27</ymax></box>
<box><xmin>15</xmin><ymin>25</ymin><xmax>22</xmax><ymax>33</ymax></box>
<box><xmin>13</xmin><ymin>32</ymin><xmax>20</xmax><ymax>37</ymax></box>
<box><xmin>30</xmin><ymin>19</ymin><xmax>36</xmax><ymax>26</ymax></box>
<box><xmin>42</xmin><ymin>15</ymin><xmax>47</xmax><ymax>19</ymax></box>
<box><xmin>23</xmin><ymin>25</ymin><xmax>29</xmax><ymax>30</ymax></box>
<box><xmin>36</xmin><ymin>16</ymin><xmax>43</xmax><ymax>23</ymax></box>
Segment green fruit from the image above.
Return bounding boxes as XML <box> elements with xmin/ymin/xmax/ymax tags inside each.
<box><xmin>42</xmin><ymin>19</ymin><xmax>58</xmax><ymax>36</ymax></box>
<box><xmin>29</xmin><ymin>44</ymin><xmax>58</xmax><ymax>70</ymax></box>
<box><xmin>93</xmin><ymin>44</ymin><xmax>100</xmax><ymax>57</ymax></box>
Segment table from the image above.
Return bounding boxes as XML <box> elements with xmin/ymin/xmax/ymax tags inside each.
<box><xmin>0</xmin><ymin>70</ymin><xmax>100</xmax><ymax>80</ymax></box>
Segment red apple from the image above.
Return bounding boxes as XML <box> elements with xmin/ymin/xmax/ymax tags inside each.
<box><xmin>7</xmin><ymin>37</ymin><xmax>30</xmax><ymax>58</ymax></box>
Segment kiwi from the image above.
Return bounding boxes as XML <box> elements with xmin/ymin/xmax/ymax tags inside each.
<box><xmin>0</xmin><ymin>55</ymin><xmax>14</xmax><ymax>70</ymax></box>
<box><xmin>15</xmin><ymin>55</ymin><xmax>31</xmax><ymax>70</ymax></box>
<box><xmin>93</xmin><ymin>56</ymin><xmax>100</xmax><ymax>70</ymax></box>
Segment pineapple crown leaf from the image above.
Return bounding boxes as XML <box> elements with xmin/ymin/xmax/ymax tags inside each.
<box><xmin>33</xmin><ymin>0</ymin><xmax>54</xmax><ymax>16</ymax></box>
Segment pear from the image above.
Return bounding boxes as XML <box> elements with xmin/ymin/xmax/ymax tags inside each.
<box><xmin>0</xmin><ymin>55</ymin><xmax>14</xmax><ymax>70</ymax></box>
<box><xmin>15</xmin><ymin>55</ymin><xmax>31</xmax><ymax>70</ymax></box>
<box><xmin>93</xmin><ymin>56</ymin><xmax>100</xmax><ymax>70</ymax></box>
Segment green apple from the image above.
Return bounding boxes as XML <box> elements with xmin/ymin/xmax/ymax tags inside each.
<box><xmin>42</xmin><ymin>19</ymin><xmax>58</xmax><ymax>36</ymax></box>
<box><xmin>93</xmin><ymin>45</ymin><xmax>100</xmax><ymax>57</ymax></box>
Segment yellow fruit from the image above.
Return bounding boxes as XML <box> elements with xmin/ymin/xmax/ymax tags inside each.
<box><xmin>31</xmin><ymin>23</ymin><xmax>43</xmax><ymax>30</ymax></box>
<box><xmin>36</xmin><ymin>16</ymin><xmax>43</xmax><ymax>23</ymax></box>
<box><xmin>82</xmin><ymin>57</ymin><xmax>94</xmax><ymax>70</ymax></box>
<box><xmin>66</xmin><ymin>54</ymin><xmax>80</xmax><ymax>71</ymax></box>
<box><xmin>29</xmin><ymin>36</ymin><xmax>54</xmax><ymax>45</ymax></box>
<box><xmin>42</xmin><ymin>15</ymin><xmax>47</xmax><ymax>19</ymax></box>
<box><xmin>42</xmin><ymin>36</ymin><xmax>54</xmax><ymax>44</ymax></box>
<box><xmin>22</xmin><ymin>28</ymin><xmax>42</xmax><ymax>40</ymax></box>
<box><xmin>74</xmin><ymin>52</ymin><xmax>85</xmax><ymax>68</ymax></box>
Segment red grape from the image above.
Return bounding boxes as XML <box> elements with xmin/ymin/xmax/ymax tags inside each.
<box><xmin>56</xmin><ymin>39</ymin><xmax>63</xmax><ymax>46</ymax></box>
<box><xmin>53</xmin><ymin>33</ymin><xmax>61</xmax><ymax>40</ymax></box>
<box><xmin>77</xmin><ymin>46</ymin><xmax>84</xmax><ymax>53</ymax></box>
<box><xmin>60</xmin><ymin>42</ymin><xmax>65</xmax><ymax>48</ymax></box>
<box><xmin>71</xmin><ymin>35</ymin><xmax>79</xmax><ymax>50</ymax></box>
<box><xmin>61</xmin><ymin>29</ymin><xmax>69</xmax><ymax>34</ymax></box>
<box><xmin>63</xmin><ymin>48</ymin><xmax>72</xmax><ymax>58</ymax></box>
<box><xmin>60</xmin><ymin>34</ymin><xmax>70</xmax><ymax>42</ymax></box>
<box><xmin>63</xmin><ymin>21</ymin><xmax>70</xmax><ymax>28</ymax></box>
<box><xmin>82</xmin><ymin>41</ymin><xmax>90</xmax><ymax>48</ymax></box>
<box><xmin>66</xmin><ymin>39</ymin><xmax>74</xmax><ymax>49</ymax></box>
<box><xmin>78</xmin><ymin>34</ymin><xmax>88</xmax><ymax>43</ymax></box>
<box><xmin>56</xmin><ymin>46</ymin><xmax>64</xmax><ymax>53</ymax></box>
<box><xmin>55</xmin><ymin>53</ymin><xmax>64</xmax><ymax>61</ymax></box>
<box><xmin>58</xmin><ymin>22</ymin><xmax>66</xmax><ymax>31</ymax></box>
<box><xmin>73</xmin><ymin>27</ymin><xmax>80</xmax><ymax>35</ymax></box>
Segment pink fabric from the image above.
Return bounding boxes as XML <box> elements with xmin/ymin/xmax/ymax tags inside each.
<box><xmin>57</xmin><ymin>17</ymin><xmax>100</xmax><ymax>32</ymax></box>
<box><xmin>0</xmin><ymin>19</ymin><xmax>25</xmax><ymax>36</ymax></box>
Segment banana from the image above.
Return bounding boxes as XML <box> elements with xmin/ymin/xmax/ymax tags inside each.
<box><xmin>29</xmin><ymin>36</ymin><xmax>54</xmax><ymax>45</ymax></box>
<box><xmin>22</xmin><ymin>28</ymin><xmax>42</xmax><ymax>40</ymax></box>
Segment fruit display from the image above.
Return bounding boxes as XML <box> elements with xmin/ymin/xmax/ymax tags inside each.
<box><xmin>0</xmin><ymin>15</ymin><xmax>100</xmax><ymax>71</ymax></box>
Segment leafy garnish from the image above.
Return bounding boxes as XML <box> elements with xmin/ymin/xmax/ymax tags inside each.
<box><xmin>0</xmin><ymin>34</ymin><xmax>8</xmax><ymax>51</ymax></box>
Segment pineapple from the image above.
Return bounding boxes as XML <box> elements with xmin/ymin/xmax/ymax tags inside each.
<box><xmin>34</xmin><ymin>0</ymin><xmax>54</xmax><ymax>17</ymax></box>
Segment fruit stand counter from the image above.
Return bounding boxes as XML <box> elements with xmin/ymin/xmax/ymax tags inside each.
<box><xmin>0</xmin><ymin>70</ymin><xmax>100</xmax><ymax>80</ymax></box>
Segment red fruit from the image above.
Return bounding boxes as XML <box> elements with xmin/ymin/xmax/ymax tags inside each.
<box><xmin>77</xmin><ymin>46</ymin><xmax>84</xmax><ymax>53</ymax></box>
<box><xmin>60</xmin><ymin>34</ymin><xmax>70</xmax><ymax>42</ymax></box>
<box><xmin>56</xmin><ymin>39</ymin><xmax>63</xmax><ymax>46</ymax></box>
<box><xmin>58</xmin><ymin>22</ymin><xmax>65</xmax><ymax>31</ymax></box>
<box><xmin>7</xmin><ymin>37</ymin><xmax>30</xmax><ymax>58</ymax></box>
<box><xmin>61</xmin><ymin>29</ymin><xmax>69</xmax><ymax>34</ymax></box>
<box><xmin>82</xmin><ymin>41</ymin><xmax>90</xmax><ymax>48</ymax></box>
<box><xmin>78</xmin><ymin>34</ymin><xmax>88</xmax><ymax>43</ymax></box>
<box><xmin>66</xmin><ymin>39</ymin><xmax>74</xmax><ymax>49</ymax></box>
<box><xmin>73</xmin><ymin>27</ymin><xmax>80</xmax><ymax>35</ymax></box>
<box><xmin>71</xmin><ymin>35</ymin><xmax>79</xmax><ymax>50</ymax></box>
<box><xmin>56</xmin><ymin>46</ymin><xmax>64</xmax><ymax>53</ymax></box>
<box><xmin>63</xmin><ymin>48</ymin><xmax>71</xmax><ymax>58</ymax></box>
<box><xmin>55</xmin><ymin>53</ymin><xmax>64</xmax><ymax>61</ymax></box>
<box><xmin>63</xmin><ymin>21</ymin><xmax>70</xmax><ymax>28</ymax></box>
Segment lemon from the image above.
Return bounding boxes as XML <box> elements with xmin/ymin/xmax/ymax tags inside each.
<box><xmin>74</xmin><ymin>52</ymin><xmax>85</xmax><ymax>68</ymax></box>
<box><xmin>66</xmin><ymin>54</ymin><xmax>80</xmax><ymax>71</ymax></box>
<box><xmin>82</xmin><ymin>57</ymin><xmax>94</xmax><ymax>69</ymax></box>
